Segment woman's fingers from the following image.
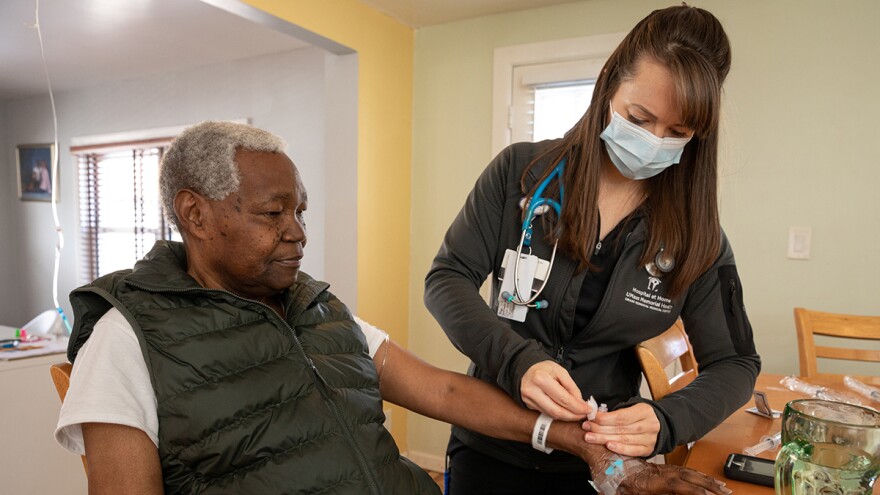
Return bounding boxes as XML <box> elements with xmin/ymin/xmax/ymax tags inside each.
<box><xmin>520</xmin><ymin>361</ymin><xmax>590</xmax><ymax>420</ymax></box>
<box><xmin>592</xmin><ymin>403</ymin><xmax>660</xmax><ymax>428</ymax></box>
<box><xmin>582</xmin><ymin>403</ymin><xmax>660</xmax><ymax>454</ymax></box>
<box><xmin>587</xmin><ymin>403</ymin><xmax>661</xmax><ymax>435</ymax></box>
<box><xmin>522</xmin><ymin>383</ymin><xmax>588</xmax><ymax>421</ymax></box>
<box><xmin>583</xmin><ymin>432</ymin><xmax>656</xmax><ymax>457</ymax></box>
<box><xmin>555</xmin><ymin>369</ymin><xmax>588</xmax><ymax>408</ymax></box>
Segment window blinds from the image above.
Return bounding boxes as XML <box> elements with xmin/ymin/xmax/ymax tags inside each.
<box><xmin>75</xmin><ymin>145</ymin><xmax>178</xmax><ymax>283</ymax></box>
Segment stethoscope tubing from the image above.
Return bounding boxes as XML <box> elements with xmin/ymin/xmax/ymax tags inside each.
<box><xmin>508</xmin><ymin>159</ymin><xmax>673</xmax><ymax>309</ymax></box>
<box><xmin>511</xmin><ymin>162</ymin><xmax>565</xmax><ymax>307</ymax></box>
<box><xmin>512</xmin><ymin>228</ymin><xmax>559</xmax><ymax>306</ymax></box>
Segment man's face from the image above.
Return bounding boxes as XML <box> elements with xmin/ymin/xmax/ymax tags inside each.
<box><xmin>201</xmin><ymin>149</ymin><xmax>307</xmax><ymax>301</ymax></box>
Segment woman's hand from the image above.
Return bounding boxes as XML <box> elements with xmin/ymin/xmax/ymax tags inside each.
<box><xmin>520</xmin><ymin>360</ymin><xmax>591</xmax><ymax>421</ymax></box>
<box><xmin>582</xmin><ymin>402</ymin><xmax>661</xmax><ymax>456</ymax></box>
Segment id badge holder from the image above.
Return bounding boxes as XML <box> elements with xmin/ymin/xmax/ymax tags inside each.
<box><xmin>497</xmin><ymin>249</ymin><xmax>539</xmax><ymax>322</ymax></box>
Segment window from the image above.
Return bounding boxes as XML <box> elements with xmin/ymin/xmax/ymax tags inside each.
<box><xmin>531</xmin><ymin>81</ymin><xmax>596</xmax><ymax>142</ymax></box>
<box><xmin>492</xmin><ymin>32</ymin><xmax>625</xmax><ymax>153</ymax></box>
<box><xmin>509</xmin><ymin>59</ymin><xmax>602</xmax><ymax>144</ymax></box>
<box><xmin>74</xmin><ymin>141</ymin><xmax>181</xmax><ymax>282</ymax></box>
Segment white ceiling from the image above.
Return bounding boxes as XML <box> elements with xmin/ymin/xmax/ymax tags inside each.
<box><xmin>360</xmin><ymin>0</ymin><xmax>580</xmax><ymax>27</ymax></box>
<box><xmin>0</xmin><ymin>0</ymin><xmax>579</xmax><ymax>102</ymax></box>
<box><xmin>0</xmin><ymin>0</ymin><xmax>309</xmax><ymax>101</ymax></box>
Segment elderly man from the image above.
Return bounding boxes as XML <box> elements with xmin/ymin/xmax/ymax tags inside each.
<box><xmin>56</xmin><ymin>121</ymin><xmax>731</xmax><ymax>495</ymax></box>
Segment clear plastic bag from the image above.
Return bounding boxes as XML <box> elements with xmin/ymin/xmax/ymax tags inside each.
<box><xmin>844</xmin><ymin>375</ymin><xmax>880</xmax><ymax>402</ymax></box>
<box><xmin>779</xmin><ymin>375</ymin><xmax>863</xmax><ymax>406</ymax></box>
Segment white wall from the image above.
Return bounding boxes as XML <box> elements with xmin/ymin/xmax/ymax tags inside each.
<box><xmin>0</xmin><ymin>47</ymin><xmax>359</xmax><ymax>327</ymax></box>
<box><xmin>322</xmin><ymin>52</ymin><xmax>359</xmax><ymax>312</ymax></box>
<box><xmin>407</xmin><ymin>0</ymin><xmax>880</xmax><ymax>460</ymax></box>
<box><xmin>0</xmin><ymin>105</ymin><xmax>19</xmax><ymax>317</ymax></box>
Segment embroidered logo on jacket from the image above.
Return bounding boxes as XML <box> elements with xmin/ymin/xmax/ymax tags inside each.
<box><xmin>623</xmin><ymin>275</ymin><xmax>673</xmax><ymax>314</ymax></box>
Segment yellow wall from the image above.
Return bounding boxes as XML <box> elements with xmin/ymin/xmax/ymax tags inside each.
<box><xmin>409</xmin><ymin>0</ymin><xmax>880</xmax><ymax>458</ymax></box>
<box><xmin>243</xmin><ymin>0</ymin><xmax>415</xmax><ymax>447</ymax></box>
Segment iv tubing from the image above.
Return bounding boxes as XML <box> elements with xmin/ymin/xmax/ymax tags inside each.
<box><xmin>34</xmin><ymin>0</ymin><xmax>71</xmax><ymax>333</ymax></box>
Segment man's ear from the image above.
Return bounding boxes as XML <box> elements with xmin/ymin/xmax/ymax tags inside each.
<box><xmin>174</xmin><ymin>189</ymin><xmax>212</xmax><ymax>241</ymax></box>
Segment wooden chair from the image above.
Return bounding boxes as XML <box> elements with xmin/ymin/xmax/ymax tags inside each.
<box><xmin>50</xmin><ymin>362</ymin><xmax>88</xmax><ymax>474</ymax></box>
<box><xmin>794</xmin><ymin>307</ymin><xmax>880</xmax><ymax>377</ymax></box>
<box><xmin>635</xmin><ymin>320</ymin><xmax>698</xmax><ymax>466</ymax></box>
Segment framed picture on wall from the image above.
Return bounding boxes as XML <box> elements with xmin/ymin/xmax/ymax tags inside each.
<box><xmin>16</xmin><ymin>143</ymin><xmax>57</xmax><ymax>201</ymax></box>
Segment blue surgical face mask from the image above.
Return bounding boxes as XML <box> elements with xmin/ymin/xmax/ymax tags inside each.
<box><xmin>599</xmin><ymin>106</ymin><xmax>692</xmax><ymax>180</ymax></box>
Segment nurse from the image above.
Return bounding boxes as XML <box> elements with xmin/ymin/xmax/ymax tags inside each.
<box><xmin>425</xmin><ymin>5</ymin><xmax>761</xmax><ymax>494</ymax></box>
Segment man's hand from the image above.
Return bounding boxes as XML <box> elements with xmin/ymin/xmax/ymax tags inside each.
<box><xmin>583</xmin><ymin>402</ymin><xmax>660</xmax><ymax>456</ymax></box>
<box><xmin>614</xmin><ymin>460</ymin><xmax>732</xmax><ymax>495</ymax></box>
<box><xmin>520</xmin><ymin>360</ymin><xmax>591</xmax><ymax>421</ymax></box>
<box><xmin>550</xmin><ymin>422</ymin><xmax>731</xmax><ymax>495</ymax></box>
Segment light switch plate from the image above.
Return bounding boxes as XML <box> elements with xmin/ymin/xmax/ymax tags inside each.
<box><xmin>787</xmin><ymin>227</ymin><xmax>811</xmax><ymax>260</ymax></box>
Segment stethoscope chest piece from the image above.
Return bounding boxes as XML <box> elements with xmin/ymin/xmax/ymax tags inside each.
<box><xmin>646</xmin><ymin>245</ymin><xmax>675</xmax><ymax>277</ymax></box>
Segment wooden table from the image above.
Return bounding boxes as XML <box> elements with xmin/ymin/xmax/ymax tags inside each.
<box><xmin>685</xmin><ymin>373</ymin><xmax>880</xmax><ymax>494</ymax></box>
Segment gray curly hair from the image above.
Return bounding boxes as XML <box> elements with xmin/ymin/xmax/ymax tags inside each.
<box><xmin>160</xmin><ymin>121</ymin><xmax>286</xmax><ymax>231</ymax></box>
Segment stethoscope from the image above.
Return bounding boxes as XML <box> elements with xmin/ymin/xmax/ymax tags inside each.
<box><xmin>502</xmin><ymin>159</ymin><xmax>675</xmax><ymax>309</ymax></box>
<box><xmin>502</xmin><ymin>161</ymin><xmax>564</xmax><ymax>310</ymax></box>
<box><xmin>646</xmin><ymin>244</ymin><xmax>675</xmax><ymax>277</ymax></box>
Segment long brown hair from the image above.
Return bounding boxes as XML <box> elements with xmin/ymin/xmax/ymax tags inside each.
<box><xmin>522</xmin><ymin>5</ymin><xmax>731</xmax><ymax>299</ymax></box>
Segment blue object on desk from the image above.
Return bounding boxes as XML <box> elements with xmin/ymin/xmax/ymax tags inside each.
<box><xmin>0</xmin><ymin>340</ymin><xmax>19</xmax><ymax>349</ymax></box>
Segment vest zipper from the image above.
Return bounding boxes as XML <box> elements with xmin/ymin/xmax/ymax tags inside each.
<box><xmin>305</xmin><ymin>356</ymin><xmax>382</xmax><ymax>495</ymax></box>
<box><xmin>127</xmin><ymin>282</ymin><xmax>383</xmax><ymax>495</ymax></box>
<box><xmin>555</xmin><ymin>346</ymin><xmax>565</xmax><ymax>364</ymax></box>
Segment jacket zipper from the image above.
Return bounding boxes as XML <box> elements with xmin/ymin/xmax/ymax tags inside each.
<box><xmin>728</xmin><ymin>277</ymin><xmax>744</xmax><ymax>334</ymax></box>
<box><xmin>126</xmin><ymin>282</ymin><xmax>383</xmax><ymax>495</ymax></box>
<box><xmin>555</xmin><ymin>346</ymin><xmax>565</xmax><ymax>364</ymax></box>
<box><xmin>563</xmin><ymin>231</ymin><xmax>635</xmax><ymax>350</ymax></box>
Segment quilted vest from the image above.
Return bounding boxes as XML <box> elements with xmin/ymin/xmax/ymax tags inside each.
<box><xmin>68</xmin><ymin>241</ymin><xmax>439</xmax><ymax>495</ymax></box>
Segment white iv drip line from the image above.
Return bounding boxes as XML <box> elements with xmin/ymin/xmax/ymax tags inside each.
<box><xmin>32</xmin><ymin>0</ymin><xmax>71</xmax><ymax>333</ymax></box>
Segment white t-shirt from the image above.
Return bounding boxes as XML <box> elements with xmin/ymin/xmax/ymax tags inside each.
<box><xmin>54</xmin><ymin>308</ymin><xmax>388</xmax><ymax>455</ymax></box>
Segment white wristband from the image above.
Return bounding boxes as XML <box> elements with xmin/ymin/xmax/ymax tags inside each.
<box><xmin>531</xmin><ymin>413</ymin><xmax>554</xmax><ymax>454</ymax></box>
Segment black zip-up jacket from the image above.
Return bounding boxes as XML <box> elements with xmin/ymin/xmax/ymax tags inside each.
<box><xmin>425</xmin><ymin>141</ymin><xmax>761</xmax><ymax>471</ymax></box>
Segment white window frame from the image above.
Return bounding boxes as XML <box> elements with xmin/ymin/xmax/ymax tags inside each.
<box><xmin>492</xmin><ymin>33</ymin><xmax>626</xmax><ymax>155</ymax></box>
<box><xmin>70</xmin><ymin>120</ymin><xmax>248</xmax><ymax>284</ymax></box>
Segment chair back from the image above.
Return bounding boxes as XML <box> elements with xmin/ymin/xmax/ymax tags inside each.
<box><xmin>635</xmin><ymin>320</ymin><xmax>697</xmax><ymax>466</ymax></box>
<box><xmin>794</xmin><ymin>307</ymin><xmax>880</xmax><ymax>377</ymax></box>
<box><xmin>50</xmin><ymin>362</ymin><xmax>88</xmax><ymax>474</ymax></box>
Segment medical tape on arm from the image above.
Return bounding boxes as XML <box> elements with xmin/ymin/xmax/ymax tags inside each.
<box><xmin>588</xmin><ymin>455</ymin><xmax>643</xmax><ymax>495</ymax></box>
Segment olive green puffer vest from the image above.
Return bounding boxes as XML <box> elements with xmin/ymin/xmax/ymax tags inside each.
<box><xmin>68</xmin><ymin>241</ymin><xmax>438</xmax><ymax>494</ymax></box>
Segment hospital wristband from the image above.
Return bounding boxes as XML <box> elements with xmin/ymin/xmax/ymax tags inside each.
<box><xmin>530</xmin><ymin>413</ymin><xmax>554</xmax><ymax>454</ymax></box>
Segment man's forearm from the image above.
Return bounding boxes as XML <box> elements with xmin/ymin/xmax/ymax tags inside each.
<box><xmin>378</xmin><ymin>340</ymin><xmax>623</xmax><ymax>480</ymax></box>
<box><xmin>547</xmin><ymin>420</ymin><xmax>621</xmax><ymax>477</ymax></box>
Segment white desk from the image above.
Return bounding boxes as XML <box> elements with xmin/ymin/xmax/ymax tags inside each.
<box><xmin>0</xmin><ymin>352</ymin><xmax>88</xmax><ymax>494</ymax></box>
